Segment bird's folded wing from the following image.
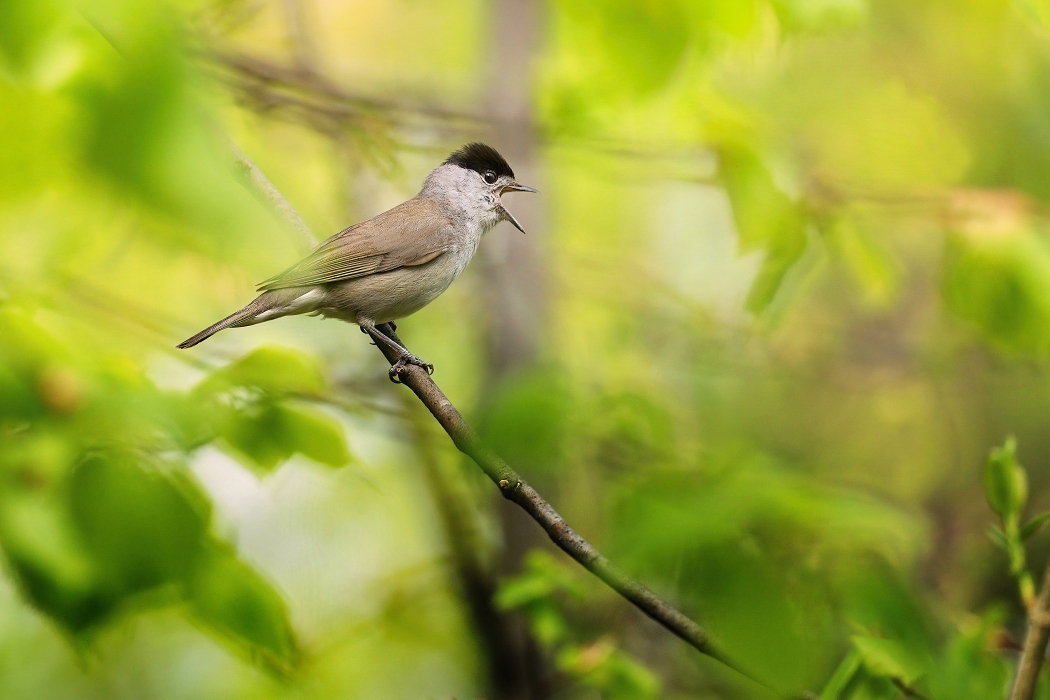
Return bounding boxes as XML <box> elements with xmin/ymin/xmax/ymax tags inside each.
<box><xmin>257</xmin><ymin>198</ymin><xmax>454</xmax><ymax>291</ymax></box>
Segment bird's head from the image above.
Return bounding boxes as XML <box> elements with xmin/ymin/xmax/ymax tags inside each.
<box><xmin>425</xmin><ymin>142</ymin><xmax>537</xmax><ymax>233</ymax></box>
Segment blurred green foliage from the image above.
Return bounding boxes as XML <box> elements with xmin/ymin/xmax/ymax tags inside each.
<box><xmin>6</xmin><ymin>0</ymin><xmax>1050</xmax><ymax>699</ymax></box>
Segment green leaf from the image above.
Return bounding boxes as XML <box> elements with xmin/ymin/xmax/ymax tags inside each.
<box><xmin>720</xmin><ymin>147</ymin><xmax>810</xmax><ymax>312</ymax></box>
<box><xmin>851</xmin><ymin>634</ymin><xmax>927</xmax><ymax>684</ymax></box>
<box><xmin>983</xmin><ymin>436</ymin><xmax>1027</xmax><ymax>519</ymax></box>
<box><xmin>278</xmin><ymin>403</ymin><xmax>351</xmax><ymax>468</ymax></box>
<box><xmin>68</xmin><ymin>453</ymin><xmax>208</xmax><ymax>597</ymax></box>
<box><xmin>0</xmin><ymin>0</ymin><xmax>63</xmax><ymax>77</ymax></box>
<box><xmin>745</xmin><ymin>221</ymin><xmax>809</xmax><ymax>313</ymax></box>
<box><xmin>819</xmin><ymin>649</ymin><xmax>863</xmax><ymax>700</ymax></box>
<box><xmin>495</xmin><ymin>550</ymin><xmax>586</xmax><ymax>610</ymax></box>
<box><xmin>197</xmin><ymin>346</ymin><xmax>326</xmax><ymax>397</ymax></box>
<box><xmin>0</xmin><ymin>452</ymin><xmax>217</xmax><ymax>634</ymax></box>
<box><xmin>0</xmin><ymin>495</ymin><xmax>112</xmax><ymax>632</ymax></box>
<box><xmin>189</xmin><ymin>544</ymin><xmax>298</xmax><ymax>673</ymax></box>
<box><xmin>1021</xmin><ymin>512</ymin><xmax>1050</xmax><ymax>541</ymax></box>
<box><xmin>942</xmin><ymin>232</ymin><xmax>1050</xmax><ymax>356</ymax></box>
<box><xmin>495</xmin><ymin>551</ymin><xmax>586</xmax><ymax>647</ymax></box>
<box><xmin>220</xmin><ymin>400</ymin><xmax>349</xmax><ymax>472</ymax></box>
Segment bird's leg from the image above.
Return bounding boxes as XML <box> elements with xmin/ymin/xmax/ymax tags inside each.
<box><xmin>360</xmin><ymin>322</ymin><xmax>434</xmax><ymax>382</ymax></box>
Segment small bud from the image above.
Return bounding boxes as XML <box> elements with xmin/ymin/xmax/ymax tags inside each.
<box><xmin>985</xmin><ymin>436</ymin><xmax>1027</xmax><ymax>519</ymax></box>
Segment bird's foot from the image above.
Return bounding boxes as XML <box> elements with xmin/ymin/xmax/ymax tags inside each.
<box><xmin>388</xmin><ymin>352</ymin><xmax>434</xmax><ymax>383</ymax></box>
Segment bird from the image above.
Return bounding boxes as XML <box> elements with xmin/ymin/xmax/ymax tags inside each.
<box><xmin>178</xmin><ymin>143</ymin><xmax>537</xmax><ymax>380</ymax></box>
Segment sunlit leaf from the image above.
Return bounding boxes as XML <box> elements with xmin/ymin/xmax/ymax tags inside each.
<box><xmin>189</xmin><ymin>544</ymin><xmax>298</xmax><ymax>673</ymax></box>
<box><xmin>68</xmin><ymin>452</ymin><xmax>208</xmax><ymax>595</ymax></box>
<box><xmin>0</xmin><ymin>0</ymin><xmax>64</xmax><ymax>78</ymax></box>
<box><xmin>852</xmin><ymin>634</ymin><xmax>927</xmax><ymax>684</ymax></box>
<box><xmin>197</xmin><ymin>345</ymin><xmax>326</xmax><ymax>397</ymax></box>
<box><xmin>819</xmin><ymin>649</ymin><xmax>863</xmax><ymax>700</ymax></box>
<box><xmin>220</xmin><ymin>400</ymin><xmax>349</xmax><ymax>471</ymax></box>
<box><xmin>720</xmin><ymin>147</ymin><xmax>809</xmax><ymax>312</ymax></box>
<box><xmin>0</xmin><ymin>495</ymin><xmax>108</xmax><ymax>632</ymax></box>
<box><xmin>277</xmin><ymin>403</ymin><xmax>351</xmax><ymax>468</ymax></box>
<box><xmin>826</xmin><ymin>216</ymin><xmax>898</xmax><ymax>305</ymax></box>
<box><xmin>943</xmin><ymin>228</ymin><xmax>1050</xmax><ymax>356</ymax></box>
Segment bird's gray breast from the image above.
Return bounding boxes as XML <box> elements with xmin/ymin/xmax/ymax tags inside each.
<box><xmin>319</xmin><ymin>238</ymin><xmax>479</xmax><ymax>324</ymax></box>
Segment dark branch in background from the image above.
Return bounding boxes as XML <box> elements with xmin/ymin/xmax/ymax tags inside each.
<box><xmin>198</xmin><ymin>48</ymin><xmax>721</xmax><ymax>183</ymax></box>
<box><xmin>1010</xmin><ymin>561</ymin><xmax>1050</xmax><ymax>700</ymax></box>
<box><xmin>202</xmin><ymin>49</ymin><xmax>480</xmax><ymax>131</ymax></box>
<box><xmin>406</xmin><ymin>411</ymin><xmax>537</xmax><ymax>698</ymax></box>
<box><xmin>478</xmin><ymin>1</ymin><xmax>551</xmax><ymax>695</ymax></box>
<box><xmin>220</xmin><ymin>137</ymin><xmax>778</xmax><ymax>693</ymax></box>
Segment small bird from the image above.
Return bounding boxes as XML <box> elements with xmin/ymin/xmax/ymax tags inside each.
<box><xmin>178</xmin><ymin>143</ymin><xmax>536</xmax><ymax>379</ymax></box>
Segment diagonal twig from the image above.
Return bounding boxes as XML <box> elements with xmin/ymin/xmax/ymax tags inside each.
<box><xmin>373</xmin><ymin>324</ymin><xmax>764</xmax><ymax>688</ymax></box>
<box><xmin>1011</xmin><ymin>561</ymin><xmax>1050</xmax><ymax>699</ymax></box>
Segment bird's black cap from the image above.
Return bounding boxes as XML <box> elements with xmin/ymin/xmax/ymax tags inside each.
<box><xmin>444</xmin><ymin>142</ymin><xmax>515</xmax><ymax>179</ymax></box>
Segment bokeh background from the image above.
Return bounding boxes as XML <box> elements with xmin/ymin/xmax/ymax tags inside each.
<box><xmin>4</xmin><ymin>0</ymin><xmax>1050</xmax><ymax>698</ymax></box>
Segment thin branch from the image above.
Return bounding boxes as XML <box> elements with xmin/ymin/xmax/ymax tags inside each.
<box><xmin>225</xmin><ymin>137</ymin><xmax>317</xmax><ymax>252</ymax></box>
<box><xmin>1010</xmin><ymin>561</ymin><xmax>1050</xmax><ymax>699</ymax></box>
<box><xmin>373</xmin><ymin>325</ymin><xmax>766</xmax><ymax>689</ymax></box>
<box><xmin>203</xmin><ymin>49</ymin><xmax>480</xmax><ymax>125</ymax></box>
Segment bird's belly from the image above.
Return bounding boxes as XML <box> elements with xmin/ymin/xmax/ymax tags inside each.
<box><xmin>319</xmin><ymin>249</ymin><xmax>469</xmax><ymax>324</ymax></box>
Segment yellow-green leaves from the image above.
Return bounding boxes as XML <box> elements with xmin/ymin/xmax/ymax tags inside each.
<box><xmin>0</xmin><ymin>311</ymin><xmax>320</xmax><ymax>672</ymax></box>
<box><xmin>194</xmin><ymin>346</ymin><xmax>351</xmax><ymax>472</ymax></box>
<box><xmin>0</xmin><ymin>0</ymin><xmax>64</xmax><ymax>80</ymax></box>
<box><xmin>189</xmin><ymin>544</ymin><xmax>299</xmax><ymax>674</ymax></box>
<box><xmin>942</xmin><ymin>195</ymin><xmax>1050</xmax><ymax>356</ymax></box>
<box><xmin>220</xmin><ymin>401</ymin><xmax>350</xmax><ymax>471</ymax></box>
<box><xmin>850</xmin><ymin>634</ymin><xmax>927</xmax><ymax>686</ymax></box>
<box><xmin>720</xmin><ymin>147</ymin><xmax>809</xmax><ymax>312</ymax></box>
<box><xmin>497</xmin><ymin>551</ymin><xmax>659</xmax><ymax>699</ymax></box>
<box><xmin>197</xmin><ymin>345</ymin><xmax>326</xmax><ymax>396</ymax></box>
<box><xmin>819</xmin><ymin>635</ymin><xmax>931</xmax><ymax>700</ymax></box>
<box><xmin>69</xmin><ymin>453</ymin><xmax>208</xmax><ymax>602</ymax></box>
<box><xmin>0</xmin><ymin>451</ymin><xmax>298</xmax><ymax>671</ymax></box>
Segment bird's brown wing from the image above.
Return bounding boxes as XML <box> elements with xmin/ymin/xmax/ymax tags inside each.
<box><xmin>257</xmin><ymin>198</ymin><xmax>454</xmax><ymax>291</ymax></box>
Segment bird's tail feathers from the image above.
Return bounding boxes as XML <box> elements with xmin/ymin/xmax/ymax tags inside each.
<box><xmin>177</xmin><ymin>305</ymin><xmax>258</xmax><ymax>349</ymax></box>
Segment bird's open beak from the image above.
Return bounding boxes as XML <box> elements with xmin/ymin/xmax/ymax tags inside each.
<box><xmin>502</xmin><ymin>182</ymin><xmax>539</xmax><ymax>194</ymax></box>
<box><xmin>499</xmin><ymin>181</ymin><xmax>538</xmax><ymax>233</ymax></box>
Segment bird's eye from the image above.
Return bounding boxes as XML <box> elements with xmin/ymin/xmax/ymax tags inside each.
<box><xmin>483</xmin><ymin>170</ymin><xmax>497</xmax><ymax>184</ymax></box>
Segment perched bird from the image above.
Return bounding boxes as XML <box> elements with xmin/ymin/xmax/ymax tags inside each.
<box><xmin>178</xmin><ymin>143</ymin><xmax>536</xmax><ymax>379</ymax></box>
